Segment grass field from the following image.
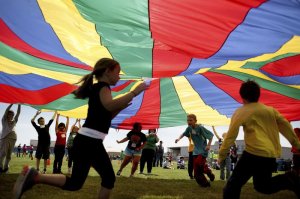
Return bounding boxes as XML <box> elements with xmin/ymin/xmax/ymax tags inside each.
<box><xmin>0</xmin><ymin>154</ymin><xmax>297</xmax><ymax>199</ymax></box>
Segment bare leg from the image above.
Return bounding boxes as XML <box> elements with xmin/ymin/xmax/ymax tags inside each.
<box><xmin>36</xmin><ymin>159</ymin><xmax>40</xmax><ymax>170</ymax></box>
<box><xmin>98</xmin><ymin>186</ymin><xmax>111</xmax><ymax>199</ymax></box>
<box><xmin>131</xmin><ymin>156</ymin><xmax>141</xmax><ymax>176</ymax></box>
<box><xmin>118</xmin><ymin>156</ymin><xmax>132</xmax><ymax>172</ymax></box>
<box><xmin>36</xmin><ymin>173</ymin><xmax>66</xmax><ymax>187</ymax></box>
<box><xmin>44</xmin><ymin>159</ymin><xmax>47</xmax><ymax>170</ymax></box>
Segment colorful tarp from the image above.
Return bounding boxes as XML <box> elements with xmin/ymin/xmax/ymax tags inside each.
<box><xmin>1</xmin><ymin>0</ymin><xmax>299</xmax><ymax>129</ymax></box>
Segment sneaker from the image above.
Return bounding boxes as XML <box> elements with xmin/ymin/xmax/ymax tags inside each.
<box><xmin>116</xmin><ymin>170</ymin><xmax>121</xmax><ymax>176</ymax></box>
<box><xmin>195</xmin><ymin>177</ymin><xmax>210</xmax><ymax>187</ymax></box>
<box><xmin>42</xmin><ymin>169</ymin><xmax>46</xmax><ymax>174</ymax></box>
<box><xmin>13</xmin><ymin>166</ymin><xmax>38</xmax><ymax>199</ymax></box>
<box><xmin>207</xmin><ymin>172</ymin><xmax>215</xmax><ymax>182</ymax></box>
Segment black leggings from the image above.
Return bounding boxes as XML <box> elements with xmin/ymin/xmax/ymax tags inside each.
<box><xmin>53</xmin><ymin>145</ymin><xmax>65</xmax><ymax>173</ymax></box>
<box><xmin>62</xmin><ymin>134</ymin><xmax>115</xmax><ymax>190</ymax></box>
<box><xmin>67</xmin><ymin>147</ymin><xmax>74</xmax><ymax>168</ymax></box>
<box><xmin>224</xmin><ymin>151</ymin><xmax>297</xmax><ymax>199</ymax></box>
<box><xmin>140</xmin><ymin>149</ymin><xmax>155</xmax><ymax>173</ymax></box>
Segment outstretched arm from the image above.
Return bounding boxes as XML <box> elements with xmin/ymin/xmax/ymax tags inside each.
<box><xmin>5</xmin><ymin>104</ymin><xmax>13</xmax><ymax>113</ymax></box>
<box><xmin>14</xmin><ymin>104</ymin><xmax>21</xmax><ymax>122</ymax></box>
<box><xmin>52</xmin><ymin>111</ymin><xmax>57</xmax><ymax>120</ymax></box>
<box><xmin>175</xmin><ymin>133</ymin><xmax>184</xmax><ymax>143</ymax></box>
<box><xmin>2</xmin><ymin>104</ymin><xmax>13</xmax><ymax>122</ymax></box>
<box><xmin>100</xmin><ymin>82</ymin><xmax>147</xmax><ymax>113</ymax></box>
<box><xmin>55</xmin><ymin>114</ymin><xmax>60</xmax><ymax>132</ymax></box>
<box><xmin>116</xmin><ymin>137</ymin><xmax>129</xmax><ymax>144</ymax></box>
<box><xmin>70</xmin><ymin>119</ymin><xmax>78</xmax><ymax>132</ymax></box>
<box><xmin>31</xmin><ymin>110</ymin><xmax>41</xmax><ymax>122</ymax></box>
<box><xmin>276</xmin><ymin>111</ymin><xmax>300</xmax><ymax>150</ymax></box>
<box><xmin>65</xmin><ymin>116</ymin><xmax>69</xmax><ymax>132</ymax></box>
<box><xmin>212</xmin><ymin>126</ymin><xmax>221</xmax><ymax>140</ymax></box>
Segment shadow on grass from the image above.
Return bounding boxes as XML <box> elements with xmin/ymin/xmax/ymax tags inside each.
<box><xmin>1</xmin><ymin>173</ymin><xmax>298</xmax><ymax>199</ymax></box>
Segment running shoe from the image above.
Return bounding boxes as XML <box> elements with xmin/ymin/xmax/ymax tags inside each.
<box><xmin>13</xmin><ymin>166</ymin><xmax>38</xmax><ymax>199</ymax></box>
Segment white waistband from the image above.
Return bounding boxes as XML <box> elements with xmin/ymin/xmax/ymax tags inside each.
<box><xmin>78</xmin><ymin>127</ymin><xmax>107</xmax><ymax>140</ymax></box>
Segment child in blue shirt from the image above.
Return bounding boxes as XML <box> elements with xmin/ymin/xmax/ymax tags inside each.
<box><xmin>175</xmin><ymin>114</ymin><xmax>215</xmax><ymax>187</ymax></box>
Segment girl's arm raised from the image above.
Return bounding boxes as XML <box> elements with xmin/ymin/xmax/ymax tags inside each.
<box><xmin>14</xmin><ymin>104</ymin><xmax>21</xmax><ymax>123</ymax></box>
<box><xmin>52</xmin><ymin>111</ymin><xmax>57</xmax><ymax>120</ymax></box>
<box><xmin>31</xmin><ymin>110</ymin><xmax>41</xmax><ymax>122</ymax></box>
<box><xmin>55</xmin><ymin>114</ymin><xmax>60</xmax><ymax>132</ymax></box>
<box><xmin>2</xmin><ymin>104</ymin><xmax>13</xmax><ymax>122</ymax></box>
<box><xmin>65</xmin><ymin>116</ymin><xmax>69</xmax><ymax>132</ymax></box>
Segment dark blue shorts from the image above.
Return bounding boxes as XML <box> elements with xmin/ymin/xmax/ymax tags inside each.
<box><xmin>35</xmin><ymin>146</ymin><xmax>50</xmax><ymax>160</ymax></box>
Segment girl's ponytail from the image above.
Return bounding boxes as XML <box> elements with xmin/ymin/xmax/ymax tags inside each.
<box><xmin>73</xmin><ymin>73</ymin><xmax>94</xmax><ymax>99</ymax></box>
<box><xmin>73</xmin><ymin>58</ymin><xmax>119</xmax><ymax>99</ymax></box>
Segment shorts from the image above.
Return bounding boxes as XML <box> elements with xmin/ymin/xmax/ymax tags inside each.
<box><xmin>124</xmin><ymin>147</ymin><xmax>142</xmax><ymax>157</ymax></box>
<box><xmin>35</xmin><ymin>146</ymin><xmax>50</xmax><ymax>160</ymax></box>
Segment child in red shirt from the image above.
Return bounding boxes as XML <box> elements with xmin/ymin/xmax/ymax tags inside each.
<box><xmin>53</xmin><ymin>114</ymin><xmax>69</xmax><ymax>174</ymax></box>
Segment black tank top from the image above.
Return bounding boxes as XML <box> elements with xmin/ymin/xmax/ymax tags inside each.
<box><xmin>83</xmin><ymin>82</ymin><xmax>112</xmax><ymax>134</ymax></box>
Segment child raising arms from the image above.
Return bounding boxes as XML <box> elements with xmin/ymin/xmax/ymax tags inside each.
<box><xmin>31</xmin><ymin>110</ymin><xmax>56</xmax><ymax>174</ymax></box>
<box><xmin>53</xmin><ymin>114</ymin><xmax>69</xmax><ymax>174</ymax></box>
<box><xmin>0</xmin><ymin>104</ymin><xmax>21</xmax><ymax>174</ymax></box>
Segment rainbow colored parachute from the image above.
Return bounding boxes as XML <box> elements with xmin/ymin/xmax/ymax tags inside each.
<box><xmin>1</xmin><ymin>0</ymin><xmax>300</xmax><ymax>129</ymax></box>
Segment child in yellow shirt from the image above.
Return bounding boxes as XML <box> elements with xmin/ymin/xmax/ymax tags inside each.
<box><xmin>218</xmin><ymin>80</ymin><xmax>300</xmax><ymax>198</ymax></box>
